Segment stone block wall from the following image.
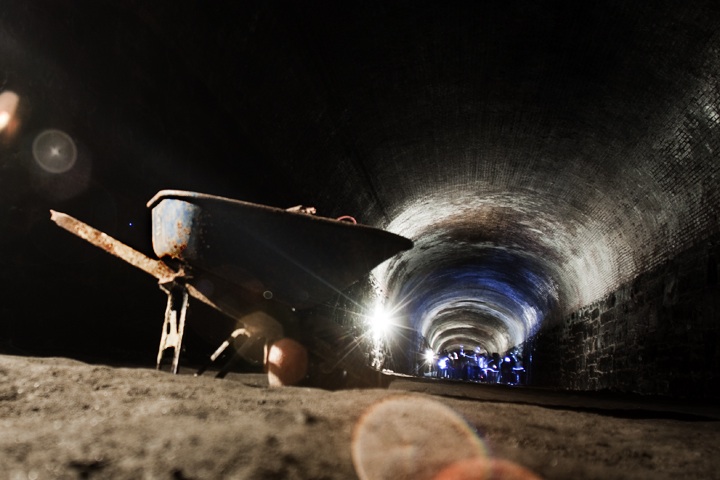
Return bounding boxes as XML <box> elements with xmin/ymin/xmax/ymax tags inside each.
<box><xmin>531</xmin><ymin>234</ymin><xmax>720</xmax><ymax>399</ymax></box>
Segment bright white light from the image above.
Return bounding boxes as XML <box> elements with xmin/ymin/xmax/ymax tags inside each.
<box><xmin>0</xmin><ymin>91</ymin><xmax>19</xmax><ymax>133</ymax></box>
<box><xmin>0</xmin><ymin>112</ymin><xmax>10</xmax><ymax>130</ymax></box>
<box><xmin>368</xmin><ymin>303</ymin><xmax>392</xmax><ymax>339</ymax></box>
<box><xmin>424</xmin><ymin>348</ymin><xmax>435</xmax><ymax>364</ymax></box>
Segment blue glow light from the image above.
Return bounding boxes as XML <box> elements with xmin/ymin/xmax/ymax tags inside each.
<box><xmin>381</xmin><ymin>246</ymin><xmax>559</xmax><ymax>359</ymax></box>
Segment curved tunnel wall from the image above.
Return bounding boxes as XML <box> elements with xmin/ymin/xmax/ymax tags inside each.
<box><xmin>328</xmin><ymin>2</ymin><xmax>720</xmax><ymax>384</ymax></box>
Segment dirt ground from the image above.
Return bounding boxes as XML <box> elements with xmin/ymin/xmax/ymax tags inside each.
<box><xmin>0</xmin><ymin>353</ymin><xmax>718</xmax><ymax>480</ymax></box>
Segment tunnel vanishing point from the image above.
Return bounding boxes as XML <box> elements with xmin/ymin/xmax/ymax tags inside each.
<box><xmin>2</xmin><ymin>1</ymin><xmax>719</xmax><ymax>399</ymax></box>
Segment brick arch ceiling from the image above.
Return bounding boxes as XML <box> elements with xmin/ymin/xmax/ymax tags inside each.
<box><xmin>250</xmin><ymin>1</ymin><xmax>720</xmax><ymax>356</ymax></box>
<box><xmin>5</xmin><ymin>1</ymin><xmax>719</xmax><ymax>358</ymax></box>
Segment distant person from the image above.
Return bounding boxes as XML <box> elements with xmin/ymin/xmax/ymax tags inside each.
<box><xmin>487</xmin><ymin>353</ymin><xmax>501</xmax><ymax>383</ymax></box>
<box><xmin>500</xmin><ymin>354</ymin><xmax>516</xmax><ymax>384</ymax></box>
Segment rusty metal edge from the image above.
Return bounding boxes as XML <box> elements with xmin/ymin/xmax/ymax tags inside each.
<box><xmin>49</xmin><ymin>209</ymin><xmax>221</xmax><ymax>312</ymax></box>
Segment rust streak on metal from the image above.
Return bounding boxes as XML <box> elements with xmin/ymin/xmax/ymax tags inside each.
<box><xmin>173</xmin><ymin>220</ymin><xmax>190</xmax><ymax>255</ymax></box>
<box><xmin>50</xmin><ymin>210</ymin><xmax>178</xmax><ymax>282</ymax></box>
<box><xmin>50</xmin><ymin>210</ymin><xmax>222</xmax><ymax>311</ymax></box>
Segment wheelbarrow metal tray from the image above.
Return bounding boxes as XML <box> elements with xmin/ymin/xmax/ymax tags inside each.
<box><xmin>147</xmin><ymin>190</ymin><xmax>413</xmax><ymax>309</ymax></box>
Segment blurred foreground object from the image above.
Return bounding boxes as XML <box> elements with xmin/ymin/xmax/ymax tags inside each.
<box><xmin>434</xmin><ymin>457</ymin><xmax>542</xmax><ymax>480</ymax></box>
<box><xmin>267</xmin><ymin>338</ymin><xmax>309</xmax><ymax>387</ymax></box>
<box><xmin>352</xmin><ymin>396</ymin><xmax>487</xmax><ymax>480</ymax></box>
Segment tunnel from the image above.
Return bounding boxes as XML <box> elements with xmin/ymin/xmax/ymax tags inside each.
<box><xmin>0</xmin><ymin>0</ymin><xmax>719</xmax><ymax>400</ymax></box>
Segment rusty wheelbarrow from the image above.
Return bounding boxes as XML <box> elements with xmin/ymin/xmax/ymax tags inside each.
<box><xmin>51</xmin><ymin>190</ymin><xmax>413</xmax><ymax>380</ymax></box>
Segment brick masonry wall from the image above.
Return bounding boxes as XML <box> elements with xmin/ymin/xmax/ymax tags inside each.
<box><xmin>531</xmin><ymin>233</ymin><xmax>720</xmax><ymax>399</ymax></box>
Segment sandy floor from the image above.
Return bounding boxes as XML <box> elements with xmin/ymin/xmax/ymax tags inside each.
<box><xmin>0</xmin><ymin>354</ymin><xmax>718</xmax><ymax>480</ymax></box>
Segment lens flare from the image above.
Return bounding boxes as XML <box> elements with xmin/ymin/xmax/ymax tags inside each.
<box><xmin>424</xmin><ymin>348</ymin><xmax>435</xmax><ymax>363</ymax></box>
<box><xmin>368</xmin><ymin>303</ymin><xmax>392</xmax><ymax>339</ymax></box>
<box><xmin>0</xmin><ymin>112</ymin><xmax>10</xmax><ymax>130</ymax></box>
<box><xmin>352</xmin><ymin>396</ymin><xmax>488</xmax><ymax>480</ymax></box>
<box><xmin>434</xmin><ymin>457</ymin><xmax>543</xmax><ymax>480</ymax></box>
<box><xmin>0</xmin><ymin>91</ymin><xmax>19</xmax><ymax>133</ymax></box>
<box><xmin>32</xmin><ymin>129</ymin><xmax>77</xmax><ymax>173</ymax></box>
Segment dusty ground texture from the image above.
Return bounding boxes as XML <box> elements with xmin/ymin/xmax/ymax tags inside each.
<box><xmin>0</xmin><ymin>354</ymin><xmax>718</xmax><ymax>480</ymax></box>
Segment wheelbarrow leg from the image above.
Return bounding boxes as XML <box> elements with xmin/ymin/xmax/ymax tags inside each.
<box><xmin>195</xmin><ymin>328</ymin><xmax>252</xmax><ymax>377</ymax></box>
<box><xmin>157</xmin><ymin>284</ymin><xmax>189</xmax><ymax>374</ymax></box>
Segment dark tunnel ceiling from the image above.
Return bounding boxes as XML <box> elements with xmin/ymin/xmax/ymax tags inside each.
<box><xmin>2</xmin><ymin>1</ymin><xmax>720</xmax><ymax>358</ymax></box>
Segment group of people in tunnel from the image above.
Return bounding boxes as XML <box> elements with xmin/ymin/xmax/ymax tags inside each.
<box><xmin>434</xmin><ymin>347</ymin><xmax>526</xmax><ymax>385</ymax></box>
